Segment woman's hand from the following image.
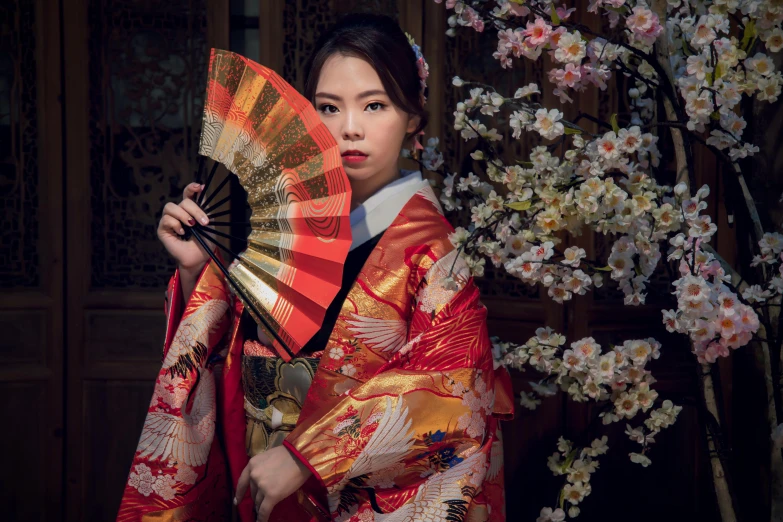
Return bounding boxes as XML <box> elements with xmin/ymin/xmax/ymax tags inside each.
<box><xmin>156</xmin><ymin>182</ymin><xmax>214</xmax><ymax>271</ymax></box>
<box><xmin>234</xmin><ymin>445</ymin><xmax>313</xmax><ymax>522</ymax></box>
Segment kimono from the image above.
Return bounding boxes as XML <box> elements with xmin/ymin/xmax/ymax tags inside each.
<box><xmin>117</xmin><ymin>170</ymin><xmax>515</xmax><ymax>522</ymax></box>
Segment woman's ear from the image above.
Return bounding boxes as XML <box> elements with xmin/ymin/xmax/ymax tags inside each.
<box><xmin>406</xmin><ymin>114</ymin><xmax>421</xmax><ymax>135</ymax></box>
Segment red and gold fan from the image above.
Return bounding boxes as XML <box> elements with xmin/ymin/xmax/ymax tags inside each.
<box><xmin>187</xmin><ymin>48</ymin><xmax>352</xmax><ymax>361</ymax></box>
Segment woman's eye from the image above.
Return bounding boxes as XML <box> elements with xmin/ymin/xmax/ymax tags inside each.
<box><xmin>367</xmin><ymin>102</ymin><xmax>385</xmax><ymax>111</ymax></box>
<box><xmin>319</xmin><ymin>104</ymin><xmax>338</xmax><ymax>114</ymax></box>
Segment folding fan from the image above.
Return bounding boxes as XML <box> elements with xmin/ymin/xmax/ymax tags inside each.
<box><xmin>186</xmin><ymin>48</ymin><xmax>352</xmax><ymax>361</ymax></box>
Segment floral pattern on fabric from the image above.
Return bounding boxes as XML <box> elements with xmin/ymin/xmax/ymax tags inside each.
<box><xmin>118</xmin><ymin>260</ymin><xmax>236</xmax><ymax>521</ymax></box>
<box><xmin>118</xmin><ymin>185</ymin><xmax>513</xmax><ymax>522</ymax></box>
<box><xmin>283</xmin><ymin>187</ymin><xmax>513</xmax><ymax>521</ymax></box>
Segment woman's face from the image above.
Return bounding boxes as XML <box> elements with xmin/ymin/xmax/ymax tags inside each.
<box><xmin>314</xmin><ymin>53</ymin><xmax>419</xmax><ymax>184</ymax></box>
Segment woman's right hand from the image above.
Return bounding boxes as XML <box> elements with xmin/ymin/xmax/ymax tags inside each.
<box><xmin>157</xmin><ymin>182</ymin><xmax>214</xmax><ymax>272</ymax></box>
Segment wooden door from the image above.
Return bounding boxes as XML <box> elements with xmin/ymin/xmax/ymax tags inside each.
<box><xmin>61</xmin><ymin>1</ymin><xmax>228</xmax><ymax>519</ymax></box>
<box><xmin>0</xmin><ymin>1</ymin><xmax>64</xmax><ymax>520</ymax></box>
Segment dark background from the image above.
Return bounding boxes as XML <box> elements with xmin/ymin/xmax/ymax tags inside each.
<box><xmin>2</xmin><ymin>0</ymin><xmax>782</xmax><ymax>520</ymax></box>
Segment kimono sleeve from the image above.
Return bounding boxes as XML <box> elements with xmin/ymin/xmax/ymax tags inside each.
<box><xmin>117</xmin><ymin>255</ymin><xmax>238</xmax><ymax>521</ymax></box>
<box><xmin>283</xmin><ymin>250</ymin><xmax>503</xmax><ymax>516</ymax></box>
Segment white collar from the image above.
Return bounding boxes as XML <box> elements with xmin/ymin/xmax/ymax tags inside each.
<box><xmin>349</xmin><ymin>169</ymin><xmax>429</xmax><ymax>251</ymax></box>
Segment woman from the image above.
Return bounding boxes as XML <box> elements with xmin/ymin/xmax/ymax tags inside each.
<box><xmin>119</xmin><ymin>13</ymin><xmax>513</xmax><ymax>522</ymax></box>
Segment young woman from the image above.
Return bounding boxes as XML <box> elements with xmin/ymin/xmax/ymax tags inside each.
<box><xmin>119</xmin><ymin>13</ymin><xmax>512</xmax><ymax>522</ymax></box>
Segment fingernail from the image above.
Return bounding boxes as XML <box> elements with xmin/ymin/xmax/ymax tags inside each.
<box><xmin>179</xmin><ymin>228</ymin><xmax>185</xmax><ymax>235</ymax></box>
<box><xmin>200</xmin><ymin>216</ymin><xmax>209</xmax><ymax>225</ymax></box>
<box><xmin>188</xmin><ymin>218</ymin><xmax>196</xmax><ymax>226</ymax></box>
<box><xmin>200</xmin><ymin>184</ymin><xmax>205</xmax><ymax>190</ymax></box>
<box><xmin>233</xmin><ymin>497</ymin><xmax>237</xmax><ymax>506</ymax></box>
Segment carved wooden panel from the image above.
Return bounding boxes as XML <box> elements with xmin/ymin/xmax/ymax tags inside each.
<box><xmin>0</xmin><ymin>310</ymin><xmax>47</xmax><ymax>364</ymax></box>
<box><xmin>87</xmin><ymin>0</ymin><xmax>209</xmax><ymax>288</ymax></box>
<box><xmin>281</xmin><ymin>0</ymin><xmax>399</xmax><ymax>92</ymax></box>
<box><xmin>81</xmin><ymin>381</ymin><xmax>157</xmax><ymax>522</ymax></box>
<box><xmin>0</xmin><ymin>383</ymin><xmax>47</xmax><ymax>521</ymax></box>
<box><xmin>0</xmin><ymin>0</ymin><xmax>40</xmax><ymax>288</ymax></box>
<box><xmin>84</xmin><ymin>310</ymin><xmax>166</xmax><ymax>364</ymax></box>
<box><xmin>64</xmin><ymin>1</ymin><xmax>228</xmax><ymax>520</ymax></box>
<box><xmin>1</xmin><ymin>0</ymin><xmax>64</xmax><ymax>521</ymax></box>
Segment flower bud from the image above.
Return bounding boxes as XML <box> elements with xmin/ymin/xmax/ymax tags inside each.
<box><xmin>674</xmin><ymin>182</ymin><xmax>688</xmax><ymax>196</ymax></box>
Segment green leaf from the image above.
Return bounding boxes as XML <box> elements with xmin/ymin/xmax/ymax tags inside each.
<box><xmin>714</xmin><ymin>62</ymin><xmax>724</xmax><ymax>81</ymax></box>
<box><xmin>516</xmin><ymin>160</ymin><xmax>534</xmax><ymax>167</ymax></box>
<box><xmin>594</xmin><ymin>265</ymin><xmax>613</xmax><ymax>272</ymax></box>
<box><xmin>509</xmin><ymin>0</ymin><xmax>525</xmax><ymax>4</ymax></box>
<box><xmin>741</xmin><ymin>19</ymin><xmax>756</xmax><ymax>51</ymax></box>
<box><xmin>505</xmin><ymin>200</ymin><xmax>532</xmax><ymax>211</ymax></box>
<box><xmin>564</xmin><ymin>126</ymin><xmax>582</xmax><ymax>135</ymax></box>
<box><xmin>610</xmin><ymin>113</ymin><xmax>620</xmax><ymax>133</ymax></box>
<box><xmin>681</xmin><ymin>37</ymin><xmax>693</xmax><ymax>57</ymax></box>
<box><xmin>710</xmin><ymin>111</ymin><xmax>720</xmax><ymax>121</ymax></box>
<box><xmin>551</xmin><ymin>3</ymin><xmax>560</xmax><ymax>26</ymax></box>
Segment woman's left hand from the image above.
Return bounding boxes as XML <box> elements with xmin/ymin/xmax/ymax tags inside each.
<box><xmin>234</xmin><ymin>445</ymin><xmax>313</xmax><ymax>521</ymax></box>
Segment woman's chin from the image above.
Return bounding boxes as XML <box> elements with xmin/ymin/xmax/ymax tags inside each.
<box><xmin>343</xmin><ymin>165</ymin><xmax>374</xmax><ymax>181</ymax></box>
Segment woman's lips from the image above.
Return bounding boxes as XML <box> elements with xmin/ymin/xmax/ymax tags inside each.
<box><xmin>342</xmin><ymin>152</ymin><xmax>368</xmax><ymax>164</ymax></box>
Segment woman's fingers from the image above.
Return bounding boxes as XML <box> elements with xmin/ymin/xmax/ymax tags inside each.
<box><xmin>254</xmin><ymin>488</ymin><xmax>266</xmax><ymax>522</ymax></box>
<box><xmin>159</xmin><ymin>215</ymin><xmax>186</xmax><ymax>236</ymax></box>
<box><xmin>182</xmin><ymin>182</ymin><xmax>204</xmax><ymax>201</ymax></box>
<box><xmin>249</xmin><ymin>481</ymin><xmax>258</xmax><ymax>513</ymax></box>
<box><xmin>234</xmin><ymin>463</ymin><xmax>251</xmax><ymax>506</ymax></box>
<box><xmin>162</xmin><ymin>202</ymin><xmax>197</xmax><ymax>228</ymax></box>
<box><xmin>258</xmin><ymin>497</ymin><xmax>278</xmax><ymax>522</ymax></box>
<box><xmin>180</xmin><ymin>198</ymin><xmax>210</xmax><ymax>226</ymax></box>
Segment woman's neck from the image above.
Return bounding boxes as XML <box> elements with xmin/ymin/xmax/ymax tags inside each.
<box><xmin>349</xmin><ymin>164</ymin><xmax>402</xmax><ymax>211</ymax></box>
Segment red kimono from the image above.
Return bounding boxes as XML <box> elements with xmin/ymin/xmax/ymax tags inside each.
<box><xmin>117</xmin><ymin>184</ymin><xmax>514</xmax><ymax>521</ymax></box>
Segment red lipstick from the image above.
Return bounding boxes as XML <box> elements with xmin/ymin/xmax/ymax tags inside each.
<box><xmin>342</xmin><ymin>149</ymin><xmax>368</xmax><ymax>165</ymax></box>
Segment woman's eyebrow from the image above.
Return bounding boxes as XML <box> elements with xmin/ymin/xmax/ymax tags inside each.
<box><xmin>314</xmin><ymin>89</ymin><xmax>387</xmax><ymax>101</ymax></box>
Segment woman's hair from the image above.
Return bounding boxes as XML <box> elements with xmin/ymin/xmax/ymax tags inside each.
<box><xmin>303</xmin><ymin>13</ymin><xmax>428</xmax><ymax>142</ymax></box>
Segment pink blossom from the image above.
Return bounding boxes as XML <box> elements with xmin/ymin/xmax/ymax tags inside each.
<box><xmin>463</xmin><ymin>6</ymin><xmax>484</xmax><ymax>32</ymax></box>
<box><xmin>704</xmin><ymin>341</ymin><xmax>730</xmax><ymax>362</ymax></box>
<box><xmin>717</xmin><ymin>293</ymin><xmax>738</xmax><ymax>316</ymax></box>
<box><xmin>626</xmin><ymin>7</ymin><xmax>663</xmax><ymax>46</ymax></box>
<box><xmin>508</xmin><ymin>3</ymin><xmax>529</xmax><ymax>17</ymax></box>
<box><xmin>691</xmin><ymin>319</ymin><xmax>717</xmax><ymax>343</ymax></box>
<box><xmin>717</xmin><ymin>312</ymin><xmax>738</xmax><ymax>338</ymax></box>
<box><xmin>626</xmin><ymin>6</ymin><xmax>656</xmax><ymax>33</ymax></box>
<box><xmin>738</xmin><ymin>307</ymin><xmax>760</xmax><ymax>332</ymax></box>
<box><xmin>549</xmin><ymin>63</ymin><xmax>583</xmax><ymax>88</ymax></box>
<box><xmin>556</xmin><ymin>6</ymin><xmax>576</xmax><ymax>21</ymax></box>
<box><xmin>582</xmin><ymin>63</ymin><xmax>611</xmax><ymax>90</ymax></box>
<box><xmin>524</xmin><ymin>18</ymin><xmax>552</xmax><ymax>47</ymax></box>
<box><xmin>549</xmin><ymin>27</ymin><xmax>567</xmax><ymax>48</ymax></box>
<box><xmin>498</xmin><ymin>28</ymin><xmax>520</xmax><ymax>51</ymax></box>
<box><xmin>720</xmin><ymin>331</ymin><xmax>751</xmax><ymax>350</ymax></box>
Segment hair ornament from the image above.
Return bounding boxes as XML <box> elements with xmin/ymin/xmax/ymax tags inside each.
<box><xmin>404</xmin><ymin>31</ymin><xmax>428</xmax><ymax>152</ymax></box>
<box><xmin>404</xmin><ymin>31</ymin><xmax>429</xmax><ymax>106</ymax></box>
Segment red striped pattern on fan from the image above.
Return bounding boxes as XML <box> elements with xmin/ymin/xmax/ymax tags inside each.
<box><xmin>197</xmin><ymin>48</ymin><xmax>352</xmax><ymax>360</ymax></box>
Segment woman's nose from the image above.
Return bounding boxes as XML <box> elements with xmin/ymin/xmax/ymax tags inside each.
<box><xmin>341</xmin><ymin>112</ymin><xmax>364</xmax><ymax>140</ymax></box>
